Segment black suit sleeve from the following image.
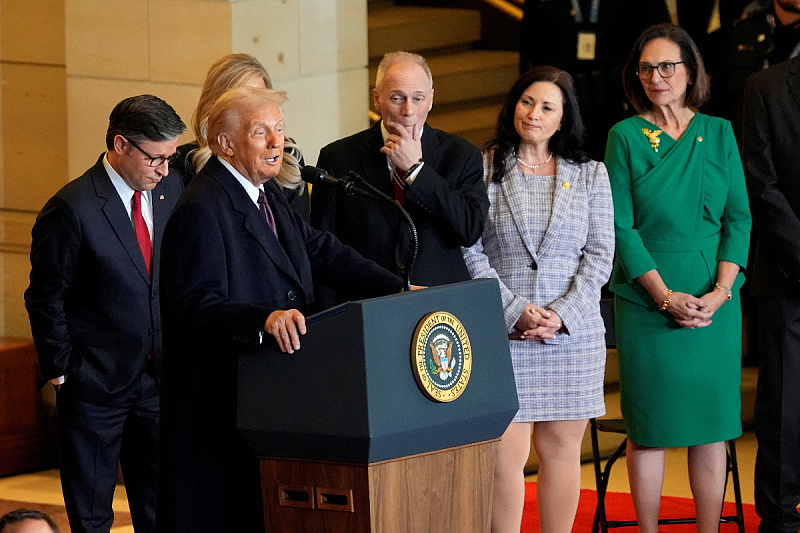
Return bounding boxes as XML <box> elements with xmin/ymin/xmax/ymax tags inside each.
<box><xmin>298</xmin><ymin>213</ymin><xmax>404</xmax><ymax>299</ymax></box>
<box><xmin>310</xmin><ymin>147</ymin><xmax>341</xmax><ymax>235</ymax></box>
<box><xmin>742</xmin><ymin>73</ymin><xmax>800</xmax><ymax>281</ymax></box>
<box><xmin>404</xmin><ymin>139</ymin><xmax>488</xmax><ymax>247</ymax></box>
<box><xmin>24</xmin><ymin>196</ymin><xmax>82</xmax><ymax>379</ymax></box>
<box><xmin>160</xmin><ymin>199</ymin><xmax>275</xmax><ymax>352</ymax></box>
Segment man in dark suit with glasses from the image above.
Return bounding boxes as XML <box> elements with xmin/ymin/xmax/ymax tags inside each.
<box><xmin>24</xmin><ymin>95</ymin><xmax>185</xmax><ymax>533</ymax></box>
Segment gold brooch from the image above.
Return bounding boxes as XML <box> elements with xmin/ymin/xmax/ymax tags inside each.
<box><xmin>642</xmin><ymin>128</ymin><xmax>663</xmax><ymax>152</ymax></box>
<box><xmin>562</xmin><ymin>182</ymin><xmax>570</xmax><ymax>189</ymax></box>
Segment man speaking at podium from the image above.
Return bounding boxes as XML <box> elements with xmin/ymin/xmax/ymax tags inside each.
<box><xmin>158</xmin><ymin>87</ymin><xmax>403</xmax><ymax>532</ymax></box>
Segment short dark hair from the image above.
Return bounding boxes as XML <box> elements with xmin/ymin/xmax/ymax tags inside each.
<box><xmin>0</xmin><ymin>509</ymin><xmax>59</xmax><ymax>533</ymax></box>
<box><xmin>622</xmin><ymin>23</ymin><xmax>710</xmax><ymax>113</ymax></box>
<box><xmin>486</xmin><ymin>66</ymin><xmax>588</xmax><ymax>182</ymax></box>
<box><xmin>105</xmin><ymin>94</ymin><xmax>186</xmax><ymax>149</ymax></box>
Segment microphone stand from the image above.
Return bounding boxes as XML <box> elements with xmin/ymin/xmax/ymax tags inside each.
<box><xmin>346</xmin><ymin>170</ymin><xmax>418</xmax><ymax>292</ymax></box>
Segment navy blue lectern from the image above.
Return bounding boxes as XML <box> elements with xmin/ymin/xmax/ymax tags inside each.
<box><xmin>238</xmin><ymin>279</ymin><xmax>518</xmax><ymax>532</ymax></box>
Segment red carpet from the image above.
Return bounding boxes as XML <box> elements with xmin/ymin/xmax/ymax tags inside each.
<box><xmin>521</xmin><ymin>483</ymin><xmax>760</xmax><ymax>532</ymax></box>
<box><xmin>2</xmin><ymin>484</ymin><xmax>759</xmax><ymax>532</ymax></box>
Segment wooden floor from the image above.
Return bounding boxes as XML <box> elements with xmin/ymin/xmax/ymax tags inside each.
<box><xmin>0</xmin><ymin>429</ymin><xmax>757</xmax><ymax>532</ymax></box>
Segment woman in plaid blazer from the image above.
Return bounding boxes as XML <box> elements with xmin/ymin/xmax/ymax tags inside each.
<box><xmin>463</xmin><ymin>67</ymin><xmax>615</xmax><ymax>533</ymax></box>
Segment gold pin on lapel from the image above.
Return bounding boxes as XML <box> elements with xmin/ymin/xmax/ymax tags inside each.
<box><xmin>697</xmin><ymin>136</ymin><xmax>703</xmax><ymax>142</ymax></box>
<box><xmin>642</xmin><ymin>128</ymin><xmax>663</xmax><ymax>152</ymax></box>
<box><xmin>562</xmin><ymin>182</ymin><xmax>570</xmax><ymax>189</ymax></box>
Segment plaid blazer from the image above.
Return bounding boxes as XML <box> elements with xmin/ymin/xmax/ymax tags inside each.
<box><xmin>463</xmin><ymin>153</ymin><xmax>615</xmax><ymax>344</ymax></box>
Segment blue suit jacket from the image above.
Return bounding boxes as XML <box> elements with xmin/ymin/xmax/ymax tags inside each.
<box><xmin>24</xmin><ymin>154</ymin><xmax>182</xmax><ymax>405</ymax></box>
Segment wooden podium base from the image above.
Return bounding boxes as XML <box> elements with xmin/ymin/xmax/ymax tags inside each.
<box><xmin>260</xmin><ymin>439</ymin><xmax>497</xmax><ymax>533</ymax></box>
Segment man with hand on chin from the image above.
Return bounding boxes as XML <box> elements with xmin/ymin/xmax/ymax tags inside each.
<box><xmin>158</xmin><ymin>86</ymin><xmax>403</xmax><ymax>532</ymax></box>
<box><xmin>311</xmin><ymin>51</ymin><xmax>489</xmax><ymax>308</ymax></box>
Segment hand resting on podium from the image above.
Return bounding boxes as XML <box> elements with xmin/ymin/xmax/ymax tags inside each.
<box><xmin>265</xmin><ymin>309</ymin><xmax>306</xmax><ymax>354</ymax></box>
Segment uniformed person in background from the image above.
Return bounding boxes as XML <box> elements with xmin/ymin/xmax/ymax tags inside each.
<box><xmin>723</xmin><ymin>0</ymin><xmax>800</xmax><ymax>141</ymax></box>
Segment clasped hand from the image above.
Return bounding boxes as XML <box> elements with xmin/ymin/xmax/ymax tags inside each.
<box><xmin>665</xmin><ymin>289</ymin><xmax>728</xmax><ymax>329</ymax></box>
<box><xmin>511</xmin><ymin>304</ymin><xmax>563</xmax><ymax>341</ymax></box>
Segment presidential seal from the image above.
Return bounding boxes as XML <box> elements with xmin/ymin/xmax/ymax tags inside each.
<box><xmin>412</xmin><ymin>311</ymin><xmax>472</xmax><ymax>402</ymax></box>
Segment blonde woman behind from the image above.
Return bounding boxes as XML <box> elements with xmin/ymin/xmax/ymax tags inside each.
<box><xmin>172</xmin><ymin>53</ymin><xmax>309</xmax><ymax>221</ymax></box>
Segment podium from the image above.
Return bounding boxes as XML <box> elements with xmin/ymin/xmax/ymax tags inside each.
<box><xmin>238</xmin><ymin>279</ymin><xmax>518</xmax><ymax>532</ymax></box>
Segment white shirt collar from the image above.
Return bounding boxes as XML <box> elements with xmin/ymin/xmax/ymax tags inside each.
<box><xmin>102</xmin><ymin>153</ymin><xmax>152</xmax><ymax>219</ymax></box>
<box><xmin>218</xmin><ymin>155</ymin><xmax>262</xmax><ymax>206</ymax></box>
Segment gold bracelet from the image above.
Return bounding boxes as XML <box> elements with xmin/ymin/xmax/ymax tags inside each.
<box><xmin>659</xmin><ymin>289</ymin><xmax>673</xmax><ymax>311</ymax></box>
<box><xmin>714</xmin><ymin>282</ymin><xmax>733</xmax><ymax>301</ymax></box>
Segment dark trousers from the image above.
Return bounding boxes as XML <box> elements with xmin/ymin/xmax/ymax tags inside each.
<box><xmin>57</xmin><ymin>370</ymin><xmax>159</xmax><ymax>533</ymax></box>
<box><xmin>755</xmin><ymin>296</ymin><xmax>800</xmax><ymax>533</ymax></box>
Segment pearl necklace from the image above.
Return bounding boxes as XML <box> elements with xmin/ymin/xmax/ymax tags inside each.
<box><xmin>516</xmin><ymin>153</ymin><xmax>553</xmax><ymax>170</ymax></box>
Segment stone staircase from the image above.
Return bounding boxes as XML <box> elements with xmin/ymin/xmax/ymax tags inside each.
<box><xmin>367</xmin><ymin>0</ymin><xmax>519</xmax><ymax>147</ymax></box>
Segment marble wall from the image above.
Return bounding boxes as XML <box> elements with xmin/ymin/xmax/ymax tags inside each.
<box><xmin>0</xmin><ymin>0</ymin><xmax>371</xmax><ymax>337</ymax></box>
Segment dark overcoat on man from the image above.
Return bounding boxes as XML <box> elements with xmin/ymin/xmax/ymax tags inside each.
<box><xmin>158</xmin><ymin>155</ymin><xmax>403</xmax><ymax>532</ymax></box>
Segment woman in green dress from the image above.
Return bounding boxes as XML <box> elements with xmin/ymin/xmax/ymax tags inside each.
<box><xmin>605</xmin><ymin>24</ymin><xmax>751</xmax><ymax>533</ymax></box>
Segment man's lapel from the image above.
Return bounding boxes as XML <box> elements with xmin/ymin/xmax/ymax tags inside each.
<box><xmin>787</xmin><ymin>58</ymin><xmax>800</xmax><ymax>113</ymax></box>
<box><xmin>211</xmin><ymin>158</ymin><xmax>301</xmax><ymax>285</ymax></box>
<box><xmin>92</xmin><ymin>159</ymin><xmax>152</xmax><ymax>284</ymax></box>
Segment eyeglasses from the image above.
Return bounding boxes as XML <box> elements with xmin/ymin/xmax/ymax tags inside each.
<box><xmin>124</xmin><ymin>137</ymin><xmax>179</xmax><ymax>167</ymax></box>
<box><xmin>637</xmin><ymin>61</ymin><xmax>684</xmax><ymax>79</ymax></box>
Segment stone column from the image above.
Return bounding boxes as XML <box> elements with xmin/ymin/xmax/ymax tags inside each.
<box><xmin>65</xmin><ymin>0</ymin><xmax>370</xmax><ymax>177</ymax></box>
<box><xmin>0</xmin><ymin>0</ymin><xmax>370</xmax><ymax>337</ymax></box>
<box><xmin>0</xmin><ymin>0</ymin><xmax>67</xmax><ymax>336</ymax></box>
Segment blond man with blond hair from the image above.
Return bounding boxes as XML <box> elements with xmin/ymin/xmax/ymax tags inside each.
<box><xmin>158</xmin><ymin>86</ymin><xmax>403</xmax><ymax>532</ymax></box>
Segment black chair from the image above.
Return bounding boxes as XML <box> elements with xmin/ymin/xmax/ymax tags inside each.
<box><xmin>590</xmin><ymin>418</ymin><xmax>745</xmax><ymax>533</ymax></box>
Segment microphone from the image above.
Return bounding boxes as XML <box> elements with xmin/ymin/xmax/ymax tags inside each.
<box><xmin>301</xmin><ymin>166</ymin><xmax>356</xmax><ymax>195</ymax></box>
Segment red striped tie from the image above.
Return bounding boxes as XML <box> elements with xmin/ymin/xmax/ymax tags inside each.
<box><xmin>393</xmin><ymin>167</ymin><xmax>406</xmax><ymax>206</ymax></box>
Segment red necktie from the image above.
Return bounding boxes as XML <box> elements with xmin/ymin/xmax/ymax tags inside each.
<box><xmin>258</xmin><ymin>188</ymin><xmax>278</xmax><ymax>238</ymax></box>
<box><xmin>132</xmin><ymin>191</ymin><xmax>152</xmax><ymax>276</ymax></box>
<box><xmin>392</xmin><ymin>167</ymin><xmax>406</xmax><ymax>206</ymax></box>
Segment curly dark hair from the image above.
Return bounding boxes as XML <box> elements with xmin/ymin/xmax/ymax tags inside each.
<box><xmin>485</xmin><ymin>66</ymin><xmax>589</xmax><ymax>183</ymax></box>
<box><xmin>622</xmin><ymin>23</ymin><xmax>710</xmax><ymax>113</ymax></box>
